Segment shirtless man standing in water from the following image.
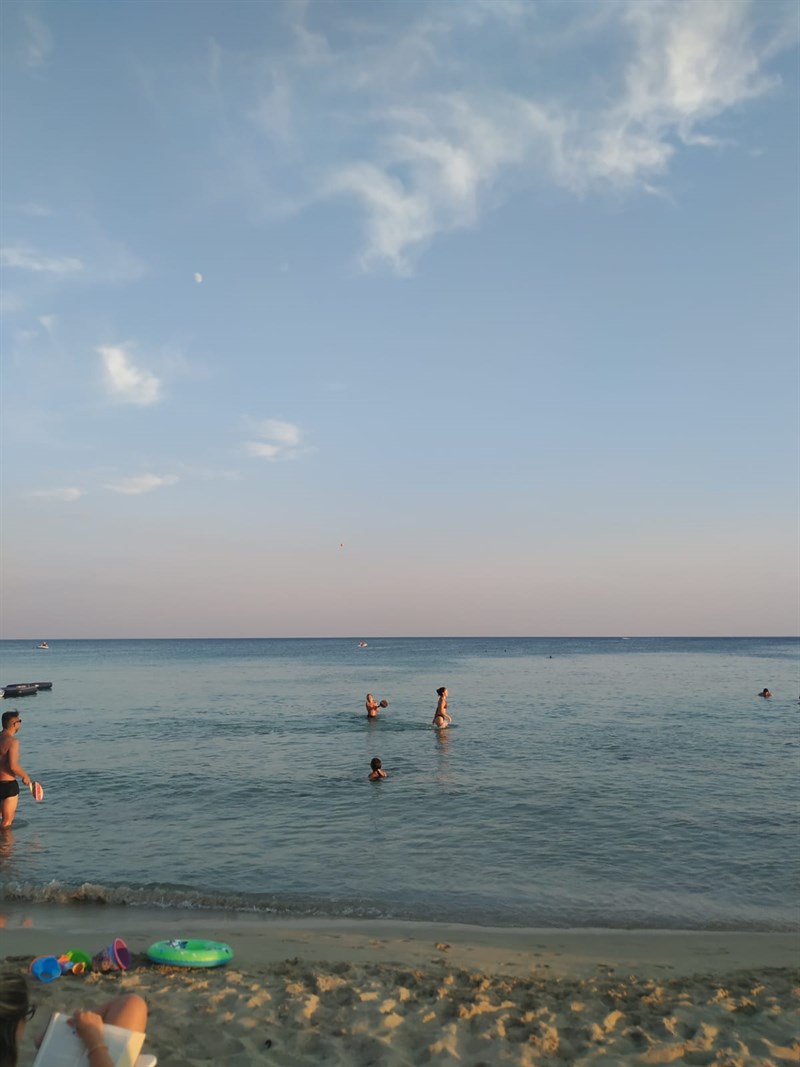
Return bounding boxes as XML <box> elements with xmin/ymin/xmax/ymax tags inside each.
<box><xmin>0</xmin><ymin>711</ymin><xmax>31</xmax><ymax>829</ymax></box>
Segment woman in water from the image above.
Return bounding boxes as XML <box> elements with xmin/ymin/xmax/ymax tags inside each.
<box><xmin>0</xmin><ymin>971</ymin><xmax>147</xmax><ymax>1067</ymax></box>
<box><xmin>432</xmin><ymin>686</ymin><xmax>452</xmax><ymax>729</ymax></box>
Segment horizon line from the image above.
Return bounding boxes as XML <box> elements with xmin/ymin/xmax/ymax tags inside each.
<box><xmin>1</xmin><ymin>635</ymin><xmax>798</xmax><ymax>642</ymax></box>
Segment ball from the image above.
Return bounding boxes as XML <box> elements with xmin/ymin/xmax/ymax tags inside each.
<box><xmin>379</xmin><ymin>700</ymin><xmax>389</xmax><ymax>708</ymax></box>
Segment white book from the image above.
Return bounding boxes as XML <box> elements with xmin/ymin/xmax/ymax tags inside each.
<box><xmin>32</xmin><ymin>1012</ymin><xmax>145</xmax><ymax>1067</ymax></box>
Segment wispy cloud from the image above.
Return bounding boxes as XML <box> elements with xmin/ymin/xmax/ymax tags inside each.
<box><xmin>288</xmin><ymin>0</ymin><xmax>334</xmax><ymax>68</ymax></box>
<box><xmin>88</xmin><ymin>236</ymin><xmax>147</xmax><ymax>284</ymax></box>
<box><xmin>105</xmin><ymin>473</ymin><xmax>178</xmax><ymax>495</ymax></box>
<box><xmin>248</xmin><ymin>78</ymin><xmax>294</xmax><ymax>144</ymax></box>
<box><xmin>0</xmin><ymin>291</ymin><xmax>24</xmax><ymax>316</ymax></box>
<box><xmin>1</xmin><ymin>245</ymin><xmax>84</xmax><ymax>274</ymax></box>
<box><xmin>245</xmin><ymin>418</ymin><xmax>307</xmax><ymax>460</ymax></box>
<box><xmin>97</xmin><ymin>345</ymin><xmax>162</xmax><ymax>406</ymax></box>
<box><xmin>176</xmin><ymin>462</ymin><xmax>243</xmax><ymax>483</ymax></box>
<box><xmin>329</xmin><ymin>1</ymin><xmax>792</xmax><ymax>269</ymax></box>
<box><xmin>23</xmin><ymin>11</ymin><xmax>53</xmax><ymax>68</ymax></box>
<box><xmin>0</xmin><ymin>233</ymin><xmax>144</xmax><ymax>290</ymax></box>
<box><xmin>29</xmin><ymin>487</ymin><xmax>83</xmax><ymax>502</ymax></box>
<box><xmin>17</xmin><ymin>203</ymin><xmax>52</xmax><ymax>217</ymax></box>
<box><xmin>229</xmin><ymin>0</ymin><xmax>796</xmax><ymax>273</ymax></box>
<box><xmin>324</xmin><ymin>96</ymin><xmax>535</xmax><ymax>273</ymax></box>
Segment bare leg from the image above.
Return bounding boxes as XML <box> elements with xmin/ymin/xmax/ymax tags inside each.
<box><xmin>0</xmin><ymin>792</ymin><xmax>19</xmax><ymax>829</ymax></box>
<box><xmin>101</xmin><ymin>994</ymin><xmax>148</xmax><ymax>1033</ymax></box>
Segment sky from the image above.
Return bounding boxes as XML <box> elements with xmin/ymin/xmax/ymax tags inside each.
<box><xmin>1</xmin><ymin>0</ymin><xmax>798</xmax><ymax>639</ymax></box>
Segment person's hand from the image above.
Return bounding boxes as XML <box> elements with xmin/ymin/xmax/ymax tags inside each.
<box><xmin>69</xmin><ymin>1009</ymin><xmax>105</xmax><ymax>1049</ymax></box>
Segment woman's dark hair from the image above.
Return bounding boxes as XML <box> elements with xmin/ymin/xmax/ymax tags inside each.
<box><xmin>436</xmin><ymin>687</ymin><xmax>446</xmax><ymax>696</ymax></box>
<box><xmin>0</xmin><ymin>972</ymin><xmax>30</xmax><ymax>1067</ymax></box>
<box><xmin>370</xmin><ymin>758</ymin><xmax>382</xmax><ymax>771</ymax></box>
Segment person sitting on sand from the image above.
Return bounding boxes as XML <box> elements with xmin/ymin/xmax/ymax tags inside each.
<box><xmin>432</xmin><ymin>686</ymin><xmax>452</xmax><ymax>729</ymax></box>
<box><xmin>758</xmin><ymin>688</ymin><xmax>772</xmax><ymax>698</ymax></box>
<box><xmin>0</xmin><ymin>971</ymin><xmax>147</xmax><ymax>1067</ymax></box>
<box><xmin>368</xmin><ymin>757</ymin><xmax>387</xmax><ymax>780</ymax></box>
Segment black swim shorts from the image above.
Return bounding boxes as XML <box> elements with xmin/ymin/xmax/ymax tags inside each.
<box><xmin>0</xmin><ymin>780</ymin><xmax>20</xmax><ymax>800</ymax></box>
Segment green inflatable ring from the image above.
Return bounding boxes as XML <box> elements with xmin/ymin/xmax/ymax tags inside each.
<box><xmin>147</xmin><ymin>938</ymin><xmax>233</xmax><ymax>968</ymax></box>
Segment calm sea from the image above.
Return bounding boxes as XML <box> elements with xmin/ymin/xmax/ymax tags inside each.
<box><xmin>0</xmin><ymin>638</ymin><xmax>797</xmax><ymax>930</ymax></box>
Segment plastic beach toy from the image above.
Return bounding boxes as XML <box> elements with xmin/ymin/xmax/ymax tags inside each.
<box><xmin>30</xmin><ymin>956</ymin><xmax>61</xmax><ymax>983</ymax></box>
<box><xmin>92</xmin><ymin>938</ymin><xmax>131</xmax><ymax>972</ymax></box>
<box><xmin>59</xmin><ymin>949</ymin><xmax>92</xmax><ymax>974</ymax></box>
<box><xmin>147</xmin><ymin>939</ymin><xmax>233</xmax><ymax>968</ymax></box>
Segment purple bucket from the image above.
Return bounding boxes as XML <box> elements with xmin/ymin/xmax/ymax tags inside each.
<box><xmin>30</xmin><ymin>956</ymin><xmax>61</xmax><ymax>983</ymax></box>
<box><xmin>92</xmin><ymin>938</ymin><xmax>131</xmax><ymax>972</ymax></box>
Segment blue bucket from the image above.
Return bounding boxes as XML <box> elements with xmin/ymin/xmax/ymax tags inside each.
<box><xmin>30</xmin><ymin>956</ymin><xmax>61</xmax><ymax>983</ymax></box>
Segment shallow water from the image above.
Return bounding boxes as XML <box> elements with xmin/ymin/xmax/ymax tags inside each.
<box><xmin>0</xmin><ymin>637</ymin><xmax>797</xmax><ymax>929</ymax></box>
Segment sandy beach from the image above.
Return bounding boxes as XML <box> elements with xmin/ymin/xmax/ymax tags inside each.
<box><xmin>2</xmin><ymin>906</ymin><xmax>798</xmax><ymax>1065</ymax></box>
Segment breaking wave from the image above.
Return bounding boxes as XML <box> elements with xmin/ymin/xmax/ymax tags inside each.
<box><xmin>2</xmin><ymin>880</ymin><xmax>797</xmax><ymax>932</ymax></box>
<box><xmin>0</xmin><ymin>880</ymin><xmax>392</xmax><ymax>919</ymax></box>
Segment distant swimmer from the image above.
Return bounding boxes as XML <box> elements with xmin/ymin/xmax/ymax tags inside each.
<box><xmin>758</xmin><ymin>688</ymin><xmax>772</xmax><ymax>698</ymax></box>
<box><xmin>432</xmin><ymin>686</ymin><xmax>452</xmax><ymax>729</ymax></box>
<box><xmin>0</xmin><ymin>711</ymin><xmax>32</xmax><ymax>829</ymax></box>
<box><xmin>368</xmin><ymin>757</ymin><xmax>387</xmax><ymax>780</ymax></box>
<box><xmin>366</xmin><ymin>693</ymin><xmax>388</xmax><ymax>718</ymax></box>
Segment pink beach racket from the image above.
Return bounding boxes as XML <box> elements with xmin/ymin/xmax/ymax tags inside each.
<box><xmin>28</xmin><ymin>781</ymin><xmax>44</xmax><ymax>802</ymax></box>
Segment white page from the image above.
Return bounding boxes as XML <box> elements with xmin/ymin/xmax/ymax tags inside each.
<box><xmin>32</xmin><ymin>1012</ymin><xmax>145</xmax><ymax>1067</ymax></box>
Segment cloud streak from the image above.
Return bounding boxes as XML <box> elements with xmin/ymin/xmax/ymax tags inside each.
<box><xmin>97</xmin><ymin>345</ymin><xmax>162</xmax><ymax>406</ymax></box>
<box><xmin>29</xmin><ymin>487</ymin><xmax>83</xmax><ymax>502</ymax></box>
<box><xmin>0</xmin><ymin>235</ymin><xmax>144</xmax><ymax>293</ymax></box>
<box><xmin>245</xmin><ymin>418</ymin><xmax>306</xmax><ymax>460</ymax></box>
<box><xmin>23</xmin><ymin>11</ymin><xmax>53</xmax><ymax>68</ymax></box>
<box><xmin>1</xmin><ymin>245</ymin><xmax>84</xmax><ymax>274</ymax></box>
<box><xmin>105</xmin><ymin>473</ymin><xmax>178</xmax><ymax>495</ymax></box>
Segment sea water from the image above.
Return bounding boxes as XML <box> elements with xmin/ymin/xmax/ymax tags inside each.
<box><xmin>0</xmin><ymin>637</ymin><xmax>797</xmax><ymax>930</ymax></box>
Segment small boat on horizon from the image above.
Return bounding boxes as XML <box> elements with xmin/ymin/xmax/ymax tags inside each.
<box><xmin>2</xmin><ymin>684</ymin><xmax>38</xmax><ymax>698</ymax></box>
<box><xmin>358</xmin><ymin>641</ymin><xmax>368</xmax><ymax>647</ymax></box>
<box><xmin>2</xmin><ymin>682</ymin><xmax>53</xmax><ymax>698</ymax></box>
<box><xmin>37</xmin><ymin>642</ymin><xmax>49</xmax><ymax>649</ymax></box>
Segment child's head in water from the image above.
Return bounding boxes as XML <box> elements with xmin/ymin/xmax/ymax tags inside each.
<box><xmin>368</xmin><ymin>757</ymin><xmax>387</xmax><ymax>779</ymax></box>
